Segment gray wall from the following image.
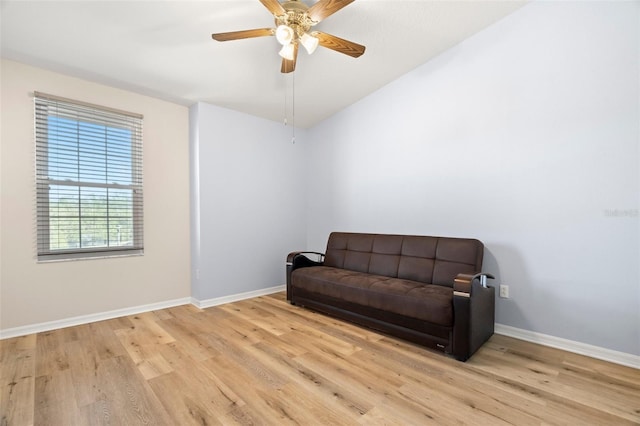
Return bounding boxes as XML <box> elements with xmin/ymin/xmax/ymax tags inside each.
<box><xmin>190</xmin><ymin>102</ymin><xmax>307</xmax><ymax>300</ymax></box>
<box><xmin>304</xmin><ymin>1</ymin><xmax>639</xmax><ymax>355</ymax></box>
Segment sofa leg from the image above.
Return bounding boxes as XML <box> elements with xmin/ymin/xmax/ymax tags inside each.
<box><xmin>455</xmin><ymin>353</ymin><xmax>469</xmax><ymax>362</ymax></box>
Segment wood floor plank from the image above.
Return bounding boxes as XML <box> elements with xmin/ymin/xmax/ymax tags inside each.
<box><xmin>200</xmin><ymin>355</ymin><xmax>304</xmax><ymax>424</ymax></box>
<box><xmin>357</xmin><ymin>406</ymin><xmax>412</xmax><ymax>425</ymax></box>
<box><xmin>65</xmin><ymin>339</ymin><xmax>103</xmax><ymax>408</ymax></box>
<box><xmin>157</xmin><ymin>317</ymin><xmax>222</xmax><ymax>362</ymax></box>
<box><xmin>34</xmin><ymin>370</ymin><xmax>83</xmax><ymax>425</ymax></box>
<box><xmin>1</xmin><ymin>291</ymin><xmax>638</xmax><ymax>425</ymax></box>
<box><xmin>0</xmin><ymin>336</ymin><xmax>36</xmax><ymax>426</ymax></box>
<box><xmin>87</xmin><ymin>320</ymin><xmax>129</xmax><ymax>361</ymax></box>
<box><xmin>78</xmin><ymin>355</ymin><xmax>173</xmax><ymax>425</ymax></box>
<box><xmin>147</xmin><ymin>361</ymin><xmax>243</xmax><ymax>426</ymax></box>
<box><xmin>271</xmin><ymin>381</ymin><xmax>359</xmax><ymax>424</ymax></box>
<box><xmin>248</xmin><ymin>338</ymin><xmax>373</xmax><ymax>420</ymax></box>
<box><xmin>34</xmin><ymin>329</ymin><xmax>70</xmax><ymax>377</ymax></box>
<box><xmin>471</xmin><ymin>349</ymin><xmax>640</xmax><ymax>423</ymax></box>
<box><xmin>202</xmin><ymin>332</ymin><xmax>291</xmax><ymax>391</ymax></box>
<box><xmin>122</xmin><ymin>312</ymin><xmax>176</xmax><ymax>346</ymax></box>
<box><xmin>113</xmin><ymin>328</ymin><xmax>175</xmax><ymax>380</ymax></box>
<box><xmin>211</xmin><ymin>312</ymin><xmax>279</xmax><ymax>347</ymax></box>
<box><xmin>350</xmin><ymin>341</ymin><xmax>545</xmax><ymax>424</ymax></box>
<box><xmin>218</xmin><ymin>300</ymin><xmax>290</xmax><ymax>337</ymax></box>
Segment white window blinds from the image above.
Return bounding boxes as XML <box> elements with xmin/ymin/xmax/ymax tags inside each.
<box><xmin>34</xmin><ymin>92</ymin><xmax>144</xmax><ymax>261</ymax></box>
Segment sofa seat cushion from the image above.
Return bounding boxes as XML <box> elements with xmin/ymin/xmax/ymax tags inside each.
<box><xmin>291</xmin><ymin>266</ymin><xmax>453</xmax><ymax>326</ymax></box>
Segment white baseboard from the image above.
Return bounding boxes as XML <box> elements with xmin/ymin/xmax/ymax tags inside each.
<box><xmin>0</xmin><ymin>297</ymin><xmax>193</xmax><ymax>340</ymax></box>
<box><xmin>192</xmin><ymin>285</ymin><xmax>285</xmax><ymax>309</ymax></box>
<box><xmin>0</xmin><ymin>286</ymin><xmax>286</xmax><ymax>340</ymax></box>
<box><xmin>495</xmin><ymin>323</ymin><xmax>640</xmax><ymax>369</ymax></box>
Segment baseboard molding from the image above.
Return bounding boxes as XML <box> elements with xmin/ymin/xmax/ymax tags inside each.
<box><xmin>0</xmin><ymin>297</ymin><xmax>193</xmax><ymax>340</ymax></box>
<box><xmin>192</xmin><ymin>285</ymin><xmax>285</xmax><ymax>309</ymax></box>
<box><xmin>495</xmin><ymin>323</ymin><xmax>640</xmax><ymax>369</ymax></box>
<box><xmin>0</xmin><ymin>286</ymin><xmax>286</xmax><ymax>340</ymax></box>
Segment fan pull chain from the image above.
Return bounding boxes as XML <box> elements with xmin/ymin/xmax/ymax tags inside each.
<box><xmin>291</xmin><ymin>70</ymin><xmax>296</xmax><ymax>144</ymax></box>
<box><xmin>283</xmin><ymin>71</ymin><xmax>296</xmax><ymax>144</ymax></box>
<box><xmin>283</xmin><ymin>72</ymin><xmax>288</xmax><ymax>127</ymax></box>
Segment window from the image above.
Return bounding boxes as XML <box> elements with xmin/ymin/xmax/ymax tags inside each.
<box><xmin>35</xmin><ymin>92</ymin><xmax>143</xmax><ymax>261</ymax></box>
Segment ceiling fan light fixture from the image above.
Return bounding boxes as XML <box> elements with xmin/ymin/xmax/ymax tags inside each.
<box><xmin>275</xmin><ymin>24</ymin><xmax>294</xmax><ymax>45</ymax></box>
<box><xmin>279</xmin><ymin>43</ymin><xmax>296</xmax><ymax>60</ymax></box>
<box><xmin>300</xmin><ymin>32</ymin><xmax>319</xmax><ymax>54</ymax></box>
<box><xmin>211</xmin><ymin>0</ymin><xmax>366</xmax><ymax>74</ymax></box>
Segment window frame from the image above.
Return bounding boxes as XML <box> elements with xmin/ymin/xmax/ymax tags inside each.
<box><xmin>34</xmin><ymin>92</ymin><xmax>144</xmax><ymax>261</ymax></box>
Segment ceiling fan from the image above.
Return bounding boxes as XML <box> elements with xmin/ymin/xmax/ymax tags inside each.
<box><xmin>211</xmin><ymin>0</ymin><xmax>365</xmax><ymax>73</ymax></box>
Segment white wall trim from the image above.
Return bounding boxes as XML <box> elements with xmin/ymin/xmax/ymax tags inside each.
<box><xmin>495</xmin><ymin>324</ymin><xmax>640</xmax><ymax>369</ymax></box>
<box><xmin>191</xmin><ymin>285</ymin><xmax>285</xmax><ymax>309</ymax></box>
<box><xmin>0</xmin><ymin>286</ymin><xmax>285</xmax><ymax>340</ymax></box>
<box><xmin>0</xmin><ymin>297</ymin><xmax>192</xmax><ymax>339</ymax></box>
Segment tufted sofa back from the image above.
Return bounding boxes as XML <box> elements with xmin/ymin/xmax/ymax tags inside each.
<box><xmin>323</xmin><ymin>232</ymin><xmax>483</xmax><ymax>287</ymax></box>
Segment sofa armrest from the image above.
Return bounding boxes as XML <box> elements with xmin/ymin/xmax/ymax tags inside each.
<box><xmin>453</xmin><ymin>272</ymin><xmax>495</xmax><ymax>296</ymax></box>
<box><xmin>286</xmin><ymin>251</ymin><xmax>325</xmax><ymax>266</ymax></box>
<box><xmin>452</xmin><ymin>272</ymin><xmax>496</xmax><ymax>361</ymax></box>
<box><xmin>286</xmin><ymin>252</ymin><xmax>325</xmax><ymax>301</ymax></box>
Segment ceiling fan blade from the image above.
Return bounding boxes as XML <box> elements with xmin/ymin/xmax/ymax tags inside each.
<box><xmin>281</xmin><ymin>43</ymin><xmax>299</xmax><ymax>73</ymax></box>
<box><xmin>314</xmin><ymin>31</ymin><xmax>365</xmax><ymax>58</ymax></box>
<box><xmin>259</xmin><ymin>0</ymin><xmax>286</xmax><ymax>16</ymax></box>
<box><xmin>307</xmin><ymin>0</ymin><xmax>355</xmax><ymax>22</ymax></box>
<box><xmin>212</xmin><ymin>28</ymin><xmax>275</xmax><ymax>42</ymax></box>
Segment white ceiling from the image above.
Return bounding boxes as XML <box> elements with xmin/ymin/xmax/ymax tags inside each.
<box><xmin>1</xmin><ymin>0</ymin><xmax>526</xmax><ymax>128</ymax></box>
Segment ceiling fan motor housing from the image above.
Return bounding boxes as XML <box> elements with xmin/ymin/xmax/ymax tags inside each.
<box><xmin>211</xmin><ymin>0</ymin><xmax>365</xmax><ymax>73</ymax></box>
<box><xmin>276</xmin><ymin>0</ymin><xmax>316</xmax><ymax>40</ymax></box>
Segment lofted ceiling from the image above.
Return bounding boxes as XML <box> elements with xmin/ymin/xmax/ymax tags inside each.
<box><xmin>1</xmin><ymin>0</ymin><xmax>526</xmax><ymax>128</ymax></box>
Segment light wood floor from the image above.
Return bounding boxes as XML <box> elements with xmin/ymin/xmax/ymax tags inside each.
<box><xmin>2</xmin><ymin>292</ymin><xmax>639</xmax><ymax>425</ymax></box>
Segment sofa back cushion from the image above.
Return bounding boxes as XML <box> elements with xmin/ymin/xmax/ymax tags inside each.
<box><xmin>324</xmin><ymin>232</ymin><xmax>483</xmax><ymax>287</ymax></box>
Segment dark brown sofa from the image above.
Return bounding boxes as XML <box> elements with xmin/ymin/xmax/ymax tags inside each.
<box><xmin>286</xmin><ymin>232</ymin><xmax>495</xmax><ymax>361</ymax></box>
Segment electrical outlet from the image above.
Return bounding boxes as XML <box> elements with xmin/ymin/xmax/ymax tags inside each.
<box><xmin>499</xmin><ymin>285</ymin><xmax>509</xmax><ymax>298</ymax></box>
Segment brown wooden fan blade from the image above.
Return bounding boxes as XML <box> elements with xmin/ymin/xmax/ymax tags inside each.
<box><xmin>281</xmin><ymin>43</ymin><xmax>299</xmax><ymax>73</ymax></box>
<box><xmin>259</xmin><ymin>0</ymin><xmax>285</xmax><ymax>16</ymax></box>
<box><xmin>212</xmin><ymin>28</ymin><xmax>275</xmax><ymax>42</ymax></box>
<box><xmin>307</xmin><ymin>0</ymin><xmax>355</xmax><ymax>22</ymax></box>
<box><xmin>314</xmin><ymin>31</ymin><xmax>365</xmax><ymax>58</ymax></box>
